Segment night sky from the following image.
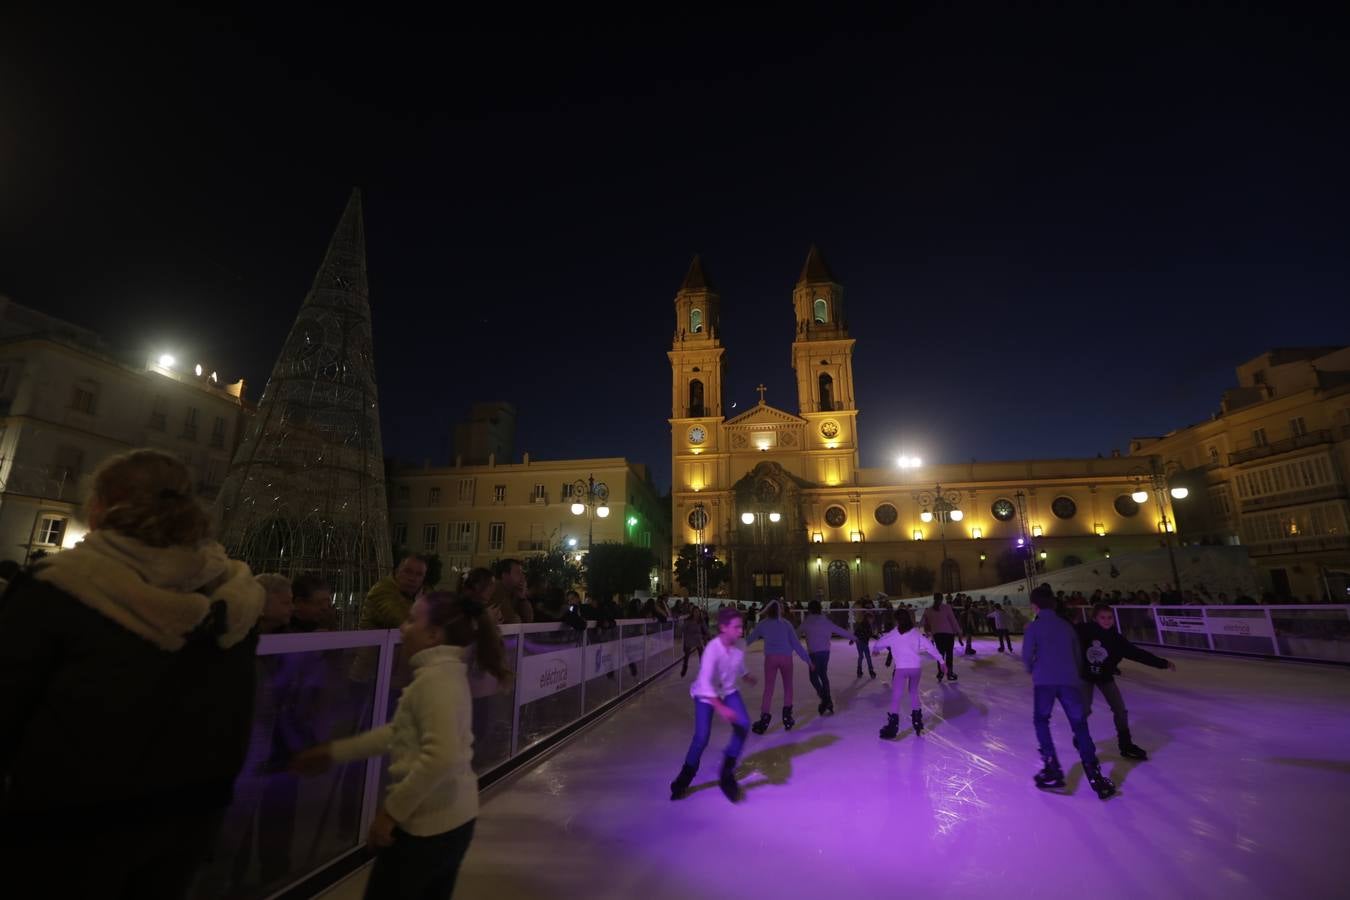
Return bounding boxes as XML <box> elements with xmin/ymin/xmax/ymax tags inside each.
<box><xmin>3</xmin><ymin>8</ymin><xmax>1347</xmax><ymax>491</ymax></box>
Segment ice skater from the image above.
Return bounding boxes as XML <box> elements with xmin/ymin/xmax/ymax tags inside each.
<box><xmin>745</xmin><ymin>600</ymin><xmax>813</xmax><ymax>734</ymax></box>
<box><xmin>872</xmin><ymin>608</ymin><xmax>946</xmax><ymax>738</ymax></box>
<box><xmin>680</xmin><ymin>607</ymin><xmax>710</xmax><ymax>676</ymax></box>
<box><xmin>1022</xmin><ymin>585</ymin><xmax>1115</xmax><ymax>799</ymax></box>
<box><xmin>799</xmin><ymin>599</ymin><xmax>855</xmax><ymax>715</ymax></box>
<box><xmin>1076</xmin><ymin>603</ymin><xmax>1176</xmax><ymax>760</ymax></box>
<box><xmin>922</xmin><ymin>593</ymin><xmax>964</xmax><ymax>681</ymax></box>
<box><xmin>852</xmin><ymin>601</ymin><xmax>877</xmax><ymax>679</ymax></box>
<box><xmin>987</xmin><ymin>603</ymin><xmax>1015</xmax><ymax>653</ymax></box>
<box><xmin>670</xmin><ymin>607</ymin><xmax>758</xmax><ymax>803</ymax></box>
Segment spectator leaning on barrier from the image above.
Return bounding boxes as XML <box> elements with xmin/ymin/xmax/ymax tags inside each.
<box><xmin>489</xmin><ymin>557</ymin><xmax>531</xmax><ymax>625</ymax></box>
<box><xmin>0</xmin><ymin>448</ymin><xmax>265</xmax><ymax>896</ymax></box>
<box><xmin>361</xmin><ymin>555</ymin><xmax>428</xmax><ymax>630</ymax></box>
<box><xmin>256</xmin><ymin>573</ymin><xmax>295</xmax><ymax>635</ymax></box>
<box><xmin>289</xmin><ymin>573</ymin><xmax>335</xmax><ymax>632</ymax></box>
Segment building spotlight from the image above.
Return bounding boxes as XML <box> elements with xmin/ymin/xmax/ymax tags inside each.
<box><xmin>158</xmin><ymin>354</ymin><xmax>175</xmax><ymax>368</ymax></box>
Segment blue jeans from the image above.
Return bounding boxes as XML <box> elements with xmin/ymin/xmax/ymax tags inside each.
<box><xmin>685</xmin><ymin>691</ymin><xmax>750</xmax><ymax>768</ymax></box>
<box><xmin>855</xmin><ymin>640</ymin><xmax>874</xmax><ymax>674</ymax></box>
<box><xmin>1033</xmin><ymin>684</ymin><xmax>1099</xmax><ymax>767</ymax></box>
<box><xmin>807</xmin><ymin>651</ymin><xmax>832</xmax><ymax>701</ymax></box>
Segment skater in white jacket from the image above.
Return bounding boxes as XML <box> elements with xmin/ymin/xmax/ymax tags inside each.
<box><xmin>872</xmin><ymin>608</ymin><xmax>945</xmax><ymax>738</ymax></box>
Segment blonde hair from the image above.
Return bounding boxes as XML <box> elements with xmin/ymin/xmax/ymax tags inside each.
<box><xmin>88</xmin><ymin>449</ymin><xmax>212</xmax><ymax>547</ymax></box>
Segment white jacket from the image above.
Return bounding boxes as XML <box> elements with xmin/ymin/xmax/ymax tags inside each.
<box><xmin>871</xmin><ymin>628</ymin><xmax>944</xmax><ymax>670</ymax></box>
<box><xmin>331</xmin><ymin>644</ymin><xmax>476</xmax><ymax>836</ymax></box>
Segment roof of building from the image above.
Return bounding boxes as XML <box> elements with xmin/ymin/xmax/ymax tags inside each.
<box><xmin>679</xmin><ymin>254</ymin><xmax>714</xmax><ymax>293</ymax></box>
<box><xmin>798</xmin><ymin>245</ymin><xmax>836</xmax><ymax>284</ymax></box>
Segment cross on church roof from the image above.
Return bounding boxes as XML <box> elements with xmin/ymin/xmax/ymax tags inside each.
<box><xmin>756</xmin><ymin>384</ymin><xmax>767</xmax><ymax>404</ymax></box>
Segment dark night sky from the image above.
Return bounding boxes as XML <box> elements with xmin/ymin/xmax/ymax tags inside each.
<box><xmin>2</xmin><ymin>7</ymin><xmax>1347</xmax><ymax>491</ymax></box>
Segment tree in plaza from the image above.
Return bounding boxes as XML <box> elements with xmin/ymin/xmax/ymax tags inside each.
<box><xmin>674</xmin><ymin>543</ymin><xmax>730</xmax><ymax>596</ymax></box>
<box><xmin>523</xmin><ymin>544</ymin><xmax>584</xmax><ymax>592</ymax></box>
<box><xmin>584</xmin><ymin>541</ymin><xmax>658</xmax><ymax>601</ymax></box>
<box><xmin>902</xmin><ymin>563</ymin><xmax>935</xmax><ymax>595</ymax></box>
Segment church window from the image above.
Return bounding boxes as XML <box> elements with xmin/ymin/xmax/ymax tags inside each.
<box><xmin>874</xmin><ymin>503</ymin><xmax>898</xmax><ymax>526</ymax></box>
<box><xmin>824</xmin><ymin>505</ymin><xmax>847</xmax><ymax>528</ymax></box>
<box><xmin>690</xmin><ymin>308</ymin><xmax>703</xmax><ymax>333</ymax></box>
<box><xmin>689</xmin><ymin>379</ymin><xmax>704</xmax><ymax>417</ymax></box>
<box><xmin>827</xmin><ymin>560</ymin><xmax>851</xmax><ymax>602</ymax></box>
<box><xmin>813</xmin><ymin>298</ymin><xmax>828</xmax><ymax>324</ymax></box>
<box><xmin>882</xmin><ymin>561</ymin><xmax>902</xmax><ymax>595</ymax></box>
<box><xmin>819</xmin><ymin>373</ymin><xmax>834</xmax><ymax>412</ymax></box>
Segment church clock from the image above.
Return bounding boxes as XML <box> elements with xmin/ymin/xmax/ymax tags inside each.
<box><xmin>820</xmin><ymin>420</ymin><xmax>840</xmax><ymax>439</ymax></box>
<box><xmin>688</xmin><ymin>425</ymin><xmax>707</xmax><ymax>445</ymax></box>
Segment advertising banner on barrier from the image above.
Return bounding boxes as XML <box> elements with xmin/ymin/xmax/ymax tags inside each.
<box><xmin>646</xmin><ymin>627</ymin><xmax>675</xmax><ymax>658</ymax></box>
<box><xmin>1203</xmin><ymin>611</ymin><xmax>1275</xmax><ymax>639</ymax></box>
<box><xmin>587</xmin><ymin>639</ymin><xmax>621</xmax><ymax>679</ymax></box>
<box><xmin>1157</xmin><ymin>614</ymin><xmax>1206</xmax><ymax>634</ymax></box>
<box><xmin>622</xmin><ymin>632</ymin><xmax>645</xmax><ymax>666</ymax></box>
<box><xmin>518</xmin><ymin>646</ymin><xmax>584</xmax><ymax>705</ymax></box>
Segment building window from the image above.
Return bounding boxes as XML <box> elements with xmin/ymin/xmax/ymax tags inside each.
<box><xmin>397</xmin><ymin>485</ymin><xmax>411</xmax><ymax>502</ymax></box>
<box><xmin>428</xmin><ymin>486</ymin><xmax>441</xmax><ymax>505</ymax></box>
<box><xmin>422</xmin><ymin>523</ymin><xmax>439</xmax><ymax>552</ymax></box>
<box><xmin>448</xmin><ymin>521</ymin><xmax>476</xmax><ymax>552</ymax></box>
<box><xmin>813</xmin><ymin>298</ymin><xmax>829</xmax><ymax>324</ymax></box>
<box><xmin>688</xmin><ymin>379</ymin><xmax>704</xmax><ymax>417</ymax></box>
<box><xmin>204</xmin><ymin>458</ymin><xmax>226</xmax><ymax>487</ymax></box>
<box><xmin>992</xmin><ymin>498</ymin><xmax>1017</xmax><ymax>521</ymax></box>
<box><xmin>882</xmin><ymin>560</ymin><xmax>902</xmax><ymax>595</ymax></box>
<box><xmin>827</xmin><ymin>560</ymin><xmax>851</xmax><ymax>603</ymax></box>
<box><xmin>488</xmin><ymin>522</ymin><xmax>505</xmax><ymax>551</ymax></box>
<box><xmin>1051</xmin><ymin>496</ymin><xmax>1077</xmax><ymax>519</ymax></box>
<box><xmin>824</xmin><ymin>505</ymin><xmax>847</xmax><ymax>528</ymax></box>
<box><xmin>392</xmin><ymin>523</ymin><xmax>407</xmax><ymax>546</ymax></box>
<box><xmin>1252</xmin><ymin>427</ymin><xmax>1267</xmax><ymax>448</ymax></box>
<box><xmin>690</xmin><ymin>308</ymin><xmax>704</xmax><ymax>333</ymax></box>
<box><xmin>70</xmin><ymin>381</ymin><xmax>98</xmax><ymax>415</ymax></box>
<box><xmin>818</xmin><ymin>373</ymin><xmax>834</xmax><ymax>411</ymax></box>
<box><xmin>493</xmin><ymin>484</ymin><xmax>506</xmax><ymax>503</ymax></box>
<box><xmin>210</xmin><ymin>416</ymin><xmax>226</xmax><ymax>449</ymax></box>
<box><xmin>37</xmin><ymin>515</ymin><xmax>66</xmax><ymax>546</ymax></box>
<box><xmin>148</xmin><ymin>396</ymin><xmax>167</xmax><ymax>431</ymax></box>
<box><xmin>183</xmin><ymin>407</ymin><xmax>199</xmax><ymax>441</ymax></box>
<box><xmin>532</xmin><ymin>483</ymin><xmax>546</xmax><ymax>503</ymax></box>
<box><xmin>1289</xmin><ymin>417</ymin><xmax>1307</xmax><ymax>438</ymax></box>
<box><xmin>457</xmin><ymin>478</ymin><xmax>474</xmax><ymax>503</ymax></box>
<box><xmin>562</xmin><ymin>482</ymin><xmax>575</xmax><ymax>499</ymax></box>
<box><xmin>1208</xmin><ymin>446</ymin><xmax>1219</xmax><ymax>465</ymax></box>
<box><xmin>874</xmin><ymin>503</ymin><xmax>898</xmax><ymax>526</ymax></box>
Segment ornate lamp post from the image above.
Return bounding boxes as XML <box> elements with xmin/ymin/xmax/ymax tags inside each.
<box><xmin>570</xmin><ymin>474</ymin><xmax>610</xmax><ymax>551</ymax></box>
<box><xmin>740</xmin><ymin>509</ymin><xmax>781</xmax><ymax>603</ymax></box>
<box><xmin>914</xmin><ymin>484</ymin><xmax>963</xmax><ymax>592</ymax></box>
<box><xmin>1127</xmin><ymin>459</ymin><xmax>1189</xmax><ymax>600</ymax></box>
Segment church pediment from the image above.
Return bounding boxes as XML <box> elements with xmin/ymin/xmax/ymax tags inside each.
<box><xmin>724</xmin><ymin>404</ymin><xmax>807</xmax><ymax>428</ymax></box>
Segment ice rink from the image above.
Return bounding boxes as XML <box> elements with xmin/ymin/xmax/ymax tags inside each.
<box><xmin>324</xmin><ymin>637</ymin><xmax>1350</xmax><ymax>899</ymax></box>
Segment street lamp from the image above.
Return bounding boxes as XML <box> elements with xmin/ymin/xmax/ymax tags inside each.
<box><xmin>914</xmin><ymin>483</ymin><xmax>963</xmax><ymax>592</ymax></box>
<box><xmin>570</xmin><ymin>474</ymin><xmax>610</xmax><ymax>550</ymax></box>
<box><xmin>1128</xmin><ymin>458</ymin><xmax>1189</xmax><ymax>599</ymax></box>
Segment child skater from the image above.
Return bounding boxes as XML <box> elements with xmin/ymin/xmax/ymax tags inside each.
<box><xmin>987</xmin><ymin>603</ymin><xmax>1015</xmax><ymax>653</ymax></box>
<box><xmin>1077</xmin><ymin>602</ymin><xmax>1176</xmax><ymax>760</ymax></box>
<box><xmin>872</xmin><ymin>608</ymin><xmax>946</xmax><ymax>738</ymax></box>
<box><xmin>799</xmin><ymin>599</ymin><xmax>855</xmax><ymax>715</ymax></box>
<box><xmin>852</xmin><ymin>600</ymin><xmax>877</xmax><ymax>678</ymax></box>
<box><xmin>670</xmin><ymin>606</ymin><xmax>758</xmax><ymax>803</ymax></box>
<box><xmin>745</xmin><ymin>600</ymin><xmax>813</xmax><ymax>733</ymax></box>
<box><xmin>293</xmin><ymin>592</ymin><xmax>510</xmax><ymax>898</ymax></box>
<box><xmin>1022</xmin><ymin>585</ymin><xmax>1115</xmax><ymax>800</ymax></box>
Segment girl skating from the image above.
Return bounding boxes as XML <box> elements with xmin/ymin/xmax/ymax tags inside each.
<box><xmin>745</xmin><ymin>601</ymin><xmax>813</xmax><ymax>733</ymax></box>
<box><xmin>871</xmin><ymin>608</ymin><xmax>946</xmax><ymax>738</ymax></box>
<box><xmin>671</xmin><ymin>607</ymin><xmax>758</xmax><ymax>803</ymax></box>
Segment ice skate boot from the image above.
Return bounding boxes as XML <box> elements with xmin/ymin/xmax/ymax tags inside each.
<box><xmin>782</xmin><ymin>706</ymin><xmax>795</xmax><ymax>731</ymax></box>
<box><xmin>1085</xmin><ymin>762</ymin><xmax>1117</xmax><ymax>800</ymax></box>
<box><xmin>885</xmin><ymin>651</ymin><xmax>893</xmax><ymax>668</ymax></box>
<box><xmin>911</xmin><ymin>709</ymin><xmax>925</xmax><ymax>735</ymax></box>
<box><xmin>869</xmin><ymin>669</ymin><xmax>877</xmax><ymax>679</ymax></box>
<box><xmin>1118</xmin><ymin>731</ymin><xmax>1148</xmax><ymax>760</ymax></box>
<box><xmin>879</xmin><ymin>713</ymin><xmax>900</xmax><ymax>739</ymax></box>
<box><xmin>670</xmin><ymin>764</ymin><xmax>697</xmax><ymax>800</ymax></box>
<box><xmin>1034</xmin><ymin>756</ymin><xmax>1066</xmax><ymax>790</ymax></box>
<box><xmin>719</xmin><ymin>755</ymin><xmax>742</xmax><ymax>803</ymax></box>
<box><xmin>856</xmin><ymin>666</ymin><xmax>863</xmax><ymax>679</ymax></box>
<box><xmin>751</xmin><ymin>713</ymin><xmax>771</xmax><ymax>735</ymax></box>
<box><xmin>946</xmin><ymin>670</ymin><xmax>958</xmax><ymax>682</ymax></box>
<box><xmin>935</xmin><ymin>668</ymin><xmax>944</xmax><ymax>682</ymax></box>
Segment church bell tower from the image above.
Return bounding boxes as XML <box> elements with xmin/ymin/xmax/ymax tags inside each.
<box><xmin>791</xmin><ymin>245</ymin><xmax>860</xmax><ymax>483</ymax></box>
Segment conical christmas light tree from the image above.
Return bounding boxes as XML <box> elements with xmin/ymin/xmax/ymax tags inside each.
<box><xmin>214</xmin><ymin>189</ymin><xmax>391</xmax><ymax>623</ymax></box>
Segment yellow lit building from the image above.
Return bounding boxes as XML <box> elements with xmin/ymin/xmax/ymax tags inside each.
<box><xmin>1131</xmin><ymin>346</ymin><xmax>1350</xmax><ymax>601</ymax></box>
<box><xmin>386</xmin><ymin>454</ymin><xmax>671</xmax><ymax>591</ymax></box>
<box><xmin>669</xmin><ymin>250</ymin><xmax>1170</xmax><ymax>602</ymax></box>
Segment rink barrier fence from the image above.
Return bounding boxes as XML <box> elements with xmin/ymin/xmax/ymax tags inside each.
<box><xmin>193</xmin><ymin>616</ymin><xmax>683</xmax><ymax>900</ymax></box>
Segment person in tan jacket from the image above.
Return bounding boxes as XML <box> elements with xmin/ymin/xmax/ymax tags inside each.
<box><xmin>921</xmin><ymin>593</ymin><xmax>964</xmax><ymax>681</ymax></box>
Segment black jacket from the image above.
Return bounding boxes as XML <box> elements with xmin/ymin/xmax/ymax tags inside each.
<box><xmin>1075</xmin><ymin>621</ymin><xmax>1168</xmax><ymax>683</ymax></box>
<box><xmin>0</xmin><ymin>574</ymin><xmax>258</xmax><ymax>834</ymax></box>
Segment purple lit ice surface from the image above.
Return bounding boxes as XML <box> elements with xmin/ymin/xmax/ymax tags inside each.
<box><xmin>328</xmin><ymin>640</ymin><xmax>1350</xmax><ymax>899</ymax></box>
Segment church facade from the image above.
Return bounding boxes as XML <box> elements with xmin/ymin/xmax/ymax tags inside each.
<box><xmin>669</xmin><ymin>249</ymin><xmax>1172</xmax><ymax>603</ymax></box>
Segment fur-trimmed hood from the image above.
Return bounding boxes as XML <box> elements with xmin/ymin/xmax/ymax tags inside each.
<box><xmin>33</xmin><ymin>530</ymin><xmax>264</xmax><ymax>651</ymax></box>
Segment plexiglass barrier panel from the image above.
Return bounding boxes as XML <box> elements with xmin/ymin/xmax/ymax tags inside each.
<box><xmin>584</xmin><ymin>624</ymin><xmax>622</xmax><ymax>713</ymax></box>
<box><xmin>1272</xmin><ymin>608</ymin><xmax>1350</xmax><ymax>662</ymax></box>
<box><xmin>1154</xmin><ymin>607</ymin><xmax>1211</xmax><ymax>650</ymax></box>
<box><xmin>622</xmin><ymin>623</ymin><xmax>647</xmax><ymax>684</ymax></box>
<box><xmin>1205</xmin><ymin>608</ymin><xmax>1277</xmax><ymax>655</ymax></box>
<box><xmin>516</xmin><ymin>627</ymin><xmax>586</xmax><ymax>752</ymax></box>
<box><xmin>472</xmin><ymin>633</ymin><xmax>518</xmax><ymax>773</ymax></box>
<box><xmin>192</xmin><ymin>644</ymin><xmax>378</xmax><ymax>900</ymax></box>
<box><xmin>1114</xmin><ymin>606</ymin><xmax>1159</xmax><ymax>645</ymax></box>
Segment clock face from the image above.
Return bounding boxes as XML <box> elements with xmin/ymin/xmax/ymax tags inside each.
<box><xmin>820</xmin><ymin>421</ymin><xmax>840</xmax><ymax>439</ymax></box>
<box><xmin>688</xmin><ymin>426</ymin><xmax>707</xmax><ymax>445</ymax></box>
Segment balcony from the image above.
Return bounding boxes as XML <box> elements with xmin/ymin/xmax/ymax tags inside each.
<box><xmin>517</xmin><ymin>539</ymin><xmax>548</xmax><ymax>551</ymax></box>
<box><xmin>1229</xmin><ymin>429</ymin><xmax>1333</xmax><ymax>466</ymax></box>
<box><xmin>1245</xmin><ymin>534</ymin><xmax>1350</xmax><ymax>557</ymax></box>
